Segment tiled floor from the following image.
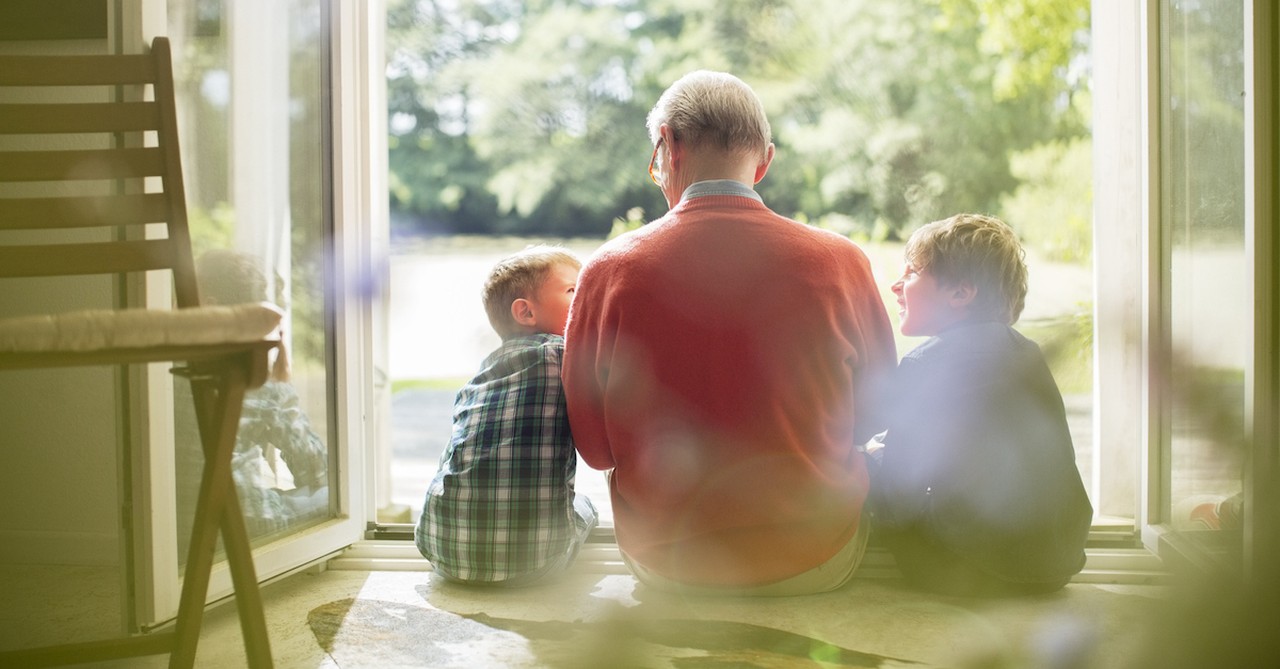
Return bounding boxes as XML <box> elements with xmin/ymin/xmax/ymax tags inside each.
<box><xmin>0</xmin><ymin>556</ymin><xmax>1176</xmax><ymax>668</ymax></box>
<box><xmin>171</xmin><ymin>566</ymin><xmax>1164</xmax><ymax>668</ymax></box>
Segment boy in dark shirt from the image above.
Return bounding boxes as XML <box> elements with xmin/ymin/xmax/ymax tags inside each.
<box><xmin>870</xmin><ymin>214</ymin><xmax>1093</xmax><ymax>596</ymax></box>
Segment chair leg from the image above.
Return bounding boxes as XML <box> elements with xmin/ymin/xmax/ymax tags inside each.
<box><xmin>219</xmin><ymin>478</ymin><xmax>273</xmax><ymax>667</ymax></box>
<box><xmin>170</xmin><ymin>361</ymin><xmax>272</xmax><ymax>668</ymax></box>
<box><xmin>169</xmin><ymin>367</ymin><xmax>241</xmax><ymax>668</ymax></box>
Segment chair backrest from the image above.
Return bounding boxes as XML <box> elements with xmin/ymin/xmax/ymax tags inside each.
<box><xmin>0</xmin><ymin>37</ymin><xmax>200</xmax><ymax>308</ymax></box>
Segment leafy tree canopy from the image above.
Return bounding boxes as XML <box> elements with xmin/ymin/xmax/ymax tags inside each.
<box><xmin>386</xmin><ymin>0</ymin><xmax>1091</xmax><ymax>242</ymax></box>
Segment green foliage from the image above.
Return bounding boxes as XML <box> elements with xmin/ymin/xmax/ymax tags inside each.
<box><xmin>608</xmin><ymin>206</ymin><xmax>648</xmax><ymax>239</ymax></box>
<box><xmin>392</xmin><ymin>377</ymin><xmax>468</xmax><ymax>394</ymax></box>
<box><xmin>289</xmin><ymin>247</ymin><xmax>327</xmax><ymax>368</ymax></box>
<box><xmin>185</xmin><ymin>200</ymin><xmax>327</xmax><ymax>366</ymax></box>
<box><xmin>1018</xmin><ymin>310</ymin><xmax>1093</xmax><ymax>395</ymax></box>
<box><xmin>187</xmin><ymin>202</ymin><xmax>236</xmax><ymax>260</ymax></box>
<box><xmin>936</xmin><ymin>0</ymin><xmax>1090</xmax><ymax>106</ymax></box>
<box><xmin>385</xmin><ymin>0</ymin><xmax>1093</xmax><ymax>243</ymax></box>
<box><xmin>1000</xmin><ymin>137</ymin><xmax>1093</xmax><ymax>262</ymax></box>
<box><xmin>1163</xmin><ymin>2</ymin><xmax>1246</xmax><ymax>242</ymax></box>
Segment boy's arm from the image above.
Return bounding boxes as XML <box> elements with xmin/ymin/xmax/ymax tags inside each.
<box><xmin>264</xmin><ymin>381</ymin><xmax>328</xmax><ymax>488</ymax></box>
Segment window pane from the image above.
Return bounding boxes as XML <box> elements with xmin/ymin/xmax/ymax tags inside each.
<box><xmin>383</xmin><ymin>1</ymin><xmax>1095</xmax><ymax>537</ymax></box>
<box><xmin>168</xmin><ymin>0</ymin><xmax>336</xmax><ymax>563</ymax></box>
<box><xmin>385</xmin><ymin>238</ymin><xmax>1093</xmax><ymax>532</ymax></box>
<box><xmin>1160</xmin><ymin>0</ymin><xmax>1246</xmax><ymax>550</ymax></box>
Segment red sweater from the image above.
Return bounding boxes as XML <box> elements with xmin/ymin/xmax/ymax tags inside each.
<box><xmin>563</xmin><ymin>193</ymin><xmax>897</xmax><ymax>586</ymax></box>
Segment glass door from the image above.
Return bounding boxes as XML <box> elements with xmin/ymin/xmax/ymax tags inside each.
<box><xmin>135</xmin><ymin>0</ymin><xmax>368</xmax><ymax>627</ymax></box>
<box><xmin>377</xmin><ymin>0</ymin><xmax>1096</xmax><ymax>545</ymax></box>
<box><xmin>1156</xmin><ymin>0</ymin><xmax>1248</xmax><ymax>572</ymax></box>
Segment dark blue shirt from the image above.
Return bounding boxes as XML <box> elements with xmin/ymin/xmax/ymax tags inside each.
<box><xmin>872</xmin><ymin>321</ymin><xmax>1092</xmax><ymax>584</ymax></box>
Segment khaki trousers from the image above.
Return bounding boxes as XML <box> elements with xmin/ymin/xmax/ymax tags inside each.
<box><xmin>622</xmin><ymin>511</ymin><xmax>870</xmax><ymax>597</ymax></box>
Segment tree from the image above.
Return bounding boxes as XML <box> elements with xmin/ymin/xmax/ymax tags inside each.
<box><xmin>755</xmin><ymin>0</ymin><xmax>1090</xmax><ymax>239</ymax></box>
<box><xmin>384</xmin><ymin>0</ymin><xmax>1092</xmax><ymax>241</ymax></box>
<box><xmin>386</xmin><ymin>0</ymin><xmax>526</xmax><ymax>235</ymax></box>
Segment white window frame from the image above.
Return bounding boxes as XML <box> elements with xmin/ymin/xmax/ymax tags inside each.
<box><xmin>1241</xmin><ymin>0</ymin><xmax>1278</xmax><ymax>584</ymax></box>
<box><xmin>1092</xmin><ymin>0</ymin><xmax>1147</xmax><ymax>534</ymax></box>
<box><xmin>1104</xmin><ymin>0</ymin><xmax>1279</xmax><ymax>578</ymax></box>
<box><xmin>336</xmin><ymin>0</ymin><xmax>1183</xmax><ymax>581</ymax></box>
<box><xmin>338</xmin><ymin>0</ymin><xmax>1280</xmax><ymax>585</ymax></box>
<box><xmin>122</xmin><ymin>0</ymin><xmax>1273</xmax><ymax>588</ymax></box>
<box><xmin>128</xmin><ymin>0</ymin><xmax>382</xmax><ymax>628</ymax></box>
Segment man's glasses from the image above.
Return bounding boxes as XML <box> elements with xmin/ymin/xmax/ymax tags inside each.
<box><xmin>648</xmin><ymin>138</ymin><xmax>664</xmax><ymax>186</ymax></box>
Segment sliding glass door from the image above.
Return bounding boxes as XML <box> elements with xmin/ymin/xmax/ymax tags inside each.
<box><xmin>133</xmin><ymin>0</ymin><xmax>369</xmax><ymax>628</ymax></box>
<box><xmin>1154</xmin><ymin>0</ymin><xmax>1247</xmax><ymax>570</ymax></box>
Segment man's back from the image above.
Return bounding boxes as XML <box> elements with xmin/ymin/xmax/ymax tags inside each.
<box><xmin>564</xmin><ymin>192</ymin><xmax>897</xmax><ymax>587</ymax></box>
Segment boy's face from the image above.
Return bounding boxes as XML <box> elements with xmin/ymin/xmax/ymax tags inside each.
<box><xmin>890</xmin><ymin>263</ymin><xmax>969</xmax><ymax>336</ymax></box>
<box><xmin>527</xmin><ymin>263</ymin><xmax>580</xmax><ymax>336</ymax></box>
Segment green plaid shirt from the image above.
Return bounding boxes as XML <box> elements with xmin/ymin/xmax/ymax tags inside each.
<box><xmin>415</xmin><ymin>333</ymin><xmax>582</xmax><ymax>582</ymax></box>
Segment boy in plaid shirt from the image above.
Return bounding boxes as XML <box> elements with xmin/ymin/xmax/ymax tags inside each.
<box><xmin>415</xmin><ymin>246</ymin><xmax>598</xmax><ymax>585</ymax></box>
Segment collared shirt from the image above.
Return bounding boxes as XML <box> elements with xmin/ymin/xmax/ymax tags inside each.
<box><xmin>415</xmin><ymin>333</ymin><xmax>581</xmax><ymax>582</ymax></box>
<box><xmin>680</xmin><ymin>178</ymin><xmax>764</xmax><ymax>204</ymax></box>
<box><xmin>872</xmin><ymin>321</ymin><xmax>1091</xmax><ymax>583</ymax></box>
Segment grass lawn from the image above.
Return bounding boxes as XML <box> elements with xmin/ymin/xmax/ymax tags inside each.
<box><xmin>390</xmin><ymin>235</ymin><xmax>1093</xmax><ymax>396</ymax></box>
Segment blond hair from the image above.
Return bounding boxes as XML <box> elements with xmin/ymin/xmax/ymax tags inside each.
<box><xmin>196</xmin><ymin>249</ymin><xmax>267</xmax><ymax>305</ymax></box>
<box><xmin>645</xmin><ymin>70</ymin><xmax>772</xmax><ymax>159</ymax></box>
<box><xmin>482</xmin><ymin>245</ymin><xmax>581</xmax><ymax>339</ymax></box>
<box><xmin>904</xmin><ymin>214</ymin><xmax>1029</xmax><ymax>325</ymax></box>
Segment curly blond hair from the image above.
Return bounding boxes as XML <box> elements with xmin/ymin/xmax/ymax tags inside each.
<box><xmin>482</xmin><ymin>245</ymin><xmax>581</xmax><ymax>339</ymax></box>
<box><xmin>904</xmin><ymin>214</ymin><xmax>1029</xmax><ymax>325</ymax></box>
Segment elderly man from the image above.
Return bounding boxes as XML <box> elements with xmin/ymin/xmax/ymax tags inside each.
<box><xmin>563</xmin><ymin>71</ymin><xmax>897</xmax><ymax>595</ymax></box>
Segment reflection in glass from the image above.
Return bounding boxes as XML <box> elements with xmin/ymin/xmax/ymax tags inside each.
<box><xmin>1160</xmin><ymin>0</ymin><xmax>1246</xmax><ymax>548</ymax></box>
<box><xmin>168</xmin><ymin>0</ymin><xmax>334</xmax><ymax>564</ymax></box>
<box><xmin>175</xmin><ymin>252</ymin><xmax>331</xmax><ymax>561</ymax></box>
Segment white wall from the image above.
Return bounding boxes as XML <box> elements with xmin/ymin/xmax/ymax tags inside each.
<box><xmin>0</xmin><ymin>38</ymin><xmax>124</xmax><ymax>567</ymax></box>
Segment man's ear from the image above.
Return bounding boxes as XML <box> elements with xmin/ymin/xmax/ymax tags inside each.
<box><xmin>949</xmin><ymin>282</ymin><xmax>977</xmax><ymax>309</ymax></box>
<box><xmin>754</xmin><ymin>143</ymin><xmax>775</xmax><ymax>184</ymax></box>
<box><xmin>511</xmin><ymin>298</ymin><xmax>536</xmax><ymax>328</ymax></box>
<box><xmin>660</xmin><ymin>124</ymin><xmax>680</xmax><ymax>171</ymax></box>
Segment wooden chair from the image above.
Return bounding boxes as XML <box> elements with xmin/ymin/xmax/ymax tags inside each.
<box><xmin>0</xmin><ymin>37</ymin><xmax>276</xmax><ymax>668</ymax></box>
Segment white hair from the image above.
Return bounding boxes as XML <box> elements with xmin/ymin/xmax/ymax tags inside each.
<box><xmin>645</xmin><ymin>70</ymin><xmax>772</xmax><ymax>158</ymax></box>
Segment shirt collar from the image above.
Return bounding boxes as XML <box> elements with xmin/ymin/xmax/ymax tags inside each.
<box><xmin>679</xmin><ymin>179</ymin><xmax>763</xmax><ymax>205</ymax></box>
